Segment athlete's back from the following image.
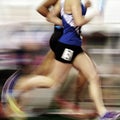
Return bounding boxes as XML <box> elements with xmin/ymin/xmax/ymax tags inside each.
<box><xmin>59</xmin><ymin>0</ymin><xmax>87</xmax><ymax>46</ymax></box>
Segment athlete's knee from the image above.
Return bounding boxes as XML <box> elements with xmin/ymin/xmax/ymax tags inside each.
<box><xmin>47</xmin><ymin>77</ymin><xmax>61</xmax><ymax>88</ymax></box>
<box><xmin>87</xmin><ymin>72</ymin><xmax>99</xmax><ymax>84</ymax></box>
<box><xmin>46</xmin><ymin>78</ymin><xmax>56</xmax><ymax>88</ymax></box>
<box><xmin>37</xmin><ymin>76</ymin><xmax>56</xmax><ymax>88</ymax></box>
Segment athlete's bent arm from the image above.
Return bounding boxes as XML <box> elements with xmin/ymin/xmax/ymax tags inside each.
<box><xmin>47</xmin><ymin>0</ymin><xmax>62</xmax><ymax>26</ymax></box>
<box><xmin>37</xmin><ymin>0</ymin><xmax>58</xmax><ymax>17</ymax></box>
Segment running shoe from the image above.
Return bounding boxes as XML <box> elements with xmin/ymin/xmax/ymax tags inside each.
<box><xmin>55</xmin><ymin>96</ymin><xmax>80</xmax><ymax>110</ymax></box>
<box><xmin>100</xmin><ymin>111</ymin><xmax>120</xmax><ymax>120</ymax></box>
<box><xmin>55</xmin><ymin>96</ymin><xmax>97</xmax><ymax>119</ymax></box>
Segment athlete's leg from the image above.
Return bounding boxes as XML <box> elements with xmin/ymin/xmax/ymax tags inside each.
<box><xmin>32</xmin><ymin>50</ymin><xmax>55</xmax><ymax>75</ymax></box>
<box><xmin>14</xmin><ymin>49</ymin><xmax>55</xmax><ymax>92</ymax></box>
<box><xmin>14</xmin><ymin>75</ymin><xmax>55</xmax><ymax>92</ymax></box>
<box><xmin>47</xmin><ymin>60</ymin><xmax>72</xmax><ymax>86</ymax></box>
<box><xmin>15</xmin><ymin>52</ymin><xmax>72</xmax><ymax>92</ymax></box>
<box><xmin>33</xmin><ymin>50</ymin><xmax>87</xmax><ymax>99</ymax></box>
<box><xmin>73</xmin><ymin>52</ymin><xmax>107</xmax><ymax>116</ymax></box>
<box><xmin>75</xmin><ymin>71</ymin><xmax>87</xmax><ymax>104</ymax></box>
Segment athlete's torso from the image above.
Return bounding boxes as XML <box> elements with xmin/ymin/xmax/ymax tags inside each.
<box><xmin>59</xmin><ymin>0</ymin><xmax>87</xmax><ymax>46</ymax></box>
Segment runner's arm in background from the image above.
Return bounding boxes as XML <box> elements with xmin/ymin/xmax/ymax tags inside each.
<box><xmin>47</xmin><ymin>0</ymin><xmax>62</xmax><ymax>26</ymax></box>
<box><xmin>37</xmin><ymin>0</ymin><xmax>58</xmax><ymax>17</ymax></box>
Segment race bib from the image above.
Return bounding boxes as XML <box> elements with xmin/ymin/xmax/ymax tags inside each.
<box><xmin>61</xmin><ymin>48</ymin><xmax>74</xmax><ymax>61</ymax></box>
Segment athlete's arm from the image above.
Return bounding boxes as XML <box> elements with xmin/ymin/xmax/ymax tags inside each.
<box><xmin>47</xmin><ymin>0</ymin><xmax>62</xmax><ymax>26</ymax></box>
<box><xmin>71</xmin><ymin>0</ymin><xmax>96</xmax><ymax>26</ymax></box>
<box><xmin>37</xmin><ymin>0</ymin><xmax>58</xmax><ymax>17</ymax></box>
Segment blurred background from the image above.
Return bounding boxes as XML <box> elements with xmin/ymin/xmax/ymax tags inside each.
<box><xmin>0</xmin><ymin>0</ymin><xmax>119</xmax><ymax>119</ymax></box>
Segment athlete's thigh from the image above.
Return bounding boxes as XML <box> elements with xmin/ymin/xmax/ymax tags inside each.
<box><xmin>73</xmin><ymin>52</ymin><xmax>98</xmax><ymax>81</ymax></box>
<box><xmin>48</xmin><ymin>60</ymin><xmax>72</xmax><ymax>85</ymax></box>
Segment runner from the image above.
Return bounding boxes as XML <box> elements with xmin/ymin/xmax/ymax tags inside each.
<box><xmin>46</xmin><ymin>0</ymin><xmax>120</xmax><ymax>119</ymax></box>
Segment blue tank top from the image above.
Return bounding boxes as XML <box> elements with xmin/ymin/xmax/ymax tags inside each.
<box><xmin>59</xmin><ymin>0</ymin><xmax>87</xmax><ymax>46</ymax></box>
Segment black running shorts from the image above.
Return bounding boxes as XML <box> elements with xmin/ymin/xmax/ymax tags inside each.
<box><xmin>49</xmin><ymin>28</ymin><xmax>63</xmax><ymax>51</ymax></box>
<box><xmin>54</xmin><ymin>41</ymin><xmax>84</xmax><ymax>63</ymax></box>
